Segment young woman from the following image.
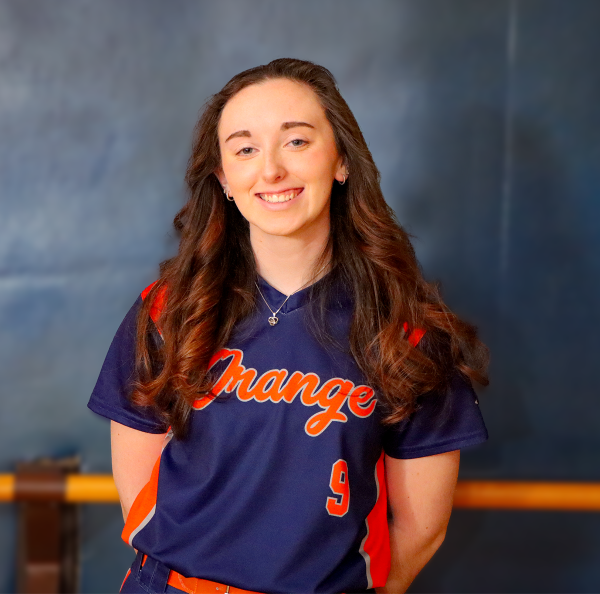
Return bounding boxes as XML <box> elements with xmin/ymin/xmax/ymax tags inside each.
<box><xmin>89</xmin><ymin>58</ymin><xmax>488</xmax><ymax>594</ymax></box>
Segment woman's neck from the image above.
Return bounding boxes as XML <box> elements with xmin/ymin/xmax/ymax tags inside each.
<box><xmin>250</xmin><ymin>227</ymin><xmax>331</xmax><ymax>296</ymax></box>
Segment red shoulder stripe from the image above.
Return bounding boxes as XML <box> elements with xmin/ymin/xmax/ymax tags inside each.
<box><xmin>141</xmin><ymin>282</ymin><xmax>167</xmax><ymax>324</ymax></box>
<box><xmin>402</xmin><ymin>322</ymin><xmax>425</xmax><ymax>347</ymax></box>
<box><xmin>140</xmin><ymin>281</ymin><xmax>157</xmax><ymax>301</ymax></box>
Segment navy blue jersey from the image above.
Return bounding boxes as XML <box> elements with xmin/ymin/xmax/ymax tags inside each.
<box><xmin>88</xmin><ymin>277</ymin><xmax>487</xmax><ymax>593</ymax></box>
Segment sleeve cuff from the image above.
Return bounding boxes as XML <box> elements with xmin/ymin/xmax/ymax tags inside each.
<box><xmin>87</xmin><ymin>399</ymin><xmax>168</xmax><ymax>434</ymax></box>
<box><xmin>384</xmin><ymin>429</ymin><xmax>489</xmax><ymax>459</ymax></box>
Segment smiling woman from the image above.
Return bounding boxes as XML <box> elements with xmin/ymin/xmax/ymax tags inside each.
<box><xmin>88</xmin><ymin>58</ymin><xmax>489</xmax><ymax>594</ymax></box>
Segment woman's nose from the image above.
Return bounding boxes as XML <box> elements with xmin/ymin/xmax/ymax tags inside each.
<box><xmin>261</xmin><ymin>148</ymin><xmax>287</xmax><ymax>184</ymax></box>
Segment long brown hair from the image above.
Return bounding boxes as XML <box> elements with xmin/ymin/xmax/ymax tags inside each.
<box><xmin>133</xmin><ymin>58</ymin><xmax>488</xmax><ymax>438</ymax></box>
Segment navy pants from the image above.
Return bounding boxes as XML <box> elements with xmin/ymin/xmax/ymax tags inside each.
<box><xmin>119</xmin><ymin>549</ymin><xmax>377</xmax><ymax>594</ymax></box>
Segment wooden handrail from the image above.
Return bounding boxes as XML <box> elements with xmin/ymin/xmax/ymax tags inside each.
<box><xmin>2</xmin><ymin>474</ymin><xmax>600</xmax><ymax>510</ymax></box>
<box><xmin>0</xmin><ymin>475</ymin><xmax>13</xmax><ymax>501</ymax></box>
<box><xmin>0</xmin><ymin>474</ymin><xmax>119</xmax><ymax>503</ymax></box>
<box><xmin>453</xmin><ymin>481</ymin><xmax>600</xmax><ymax>510</ymax></box>
<box><xmin>65</xmin><ymin>475</ymin><xmax>120</xmax><ymax>503</ymax></box>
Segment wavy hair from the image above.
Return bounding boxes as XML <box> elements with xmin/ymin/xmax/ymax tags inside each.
<box><xmin>133</xmin><ymin>58</ymin><xmax>488</xmax><ymax>438</ymax></box>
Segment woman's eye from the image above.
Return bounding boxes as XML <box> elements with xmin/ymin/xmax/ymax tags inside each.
<box><xmin>237</xmin><ymin>147</ymin><xmax>255</xmax><ymax>156</ymax></box>
<box><xmin>288</xmin><ymin>139</ymin><xmax>307</xmax><ymax>148</ymax></box>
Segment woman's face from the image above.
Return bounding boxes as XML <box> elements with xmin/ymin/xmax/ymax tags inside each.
<box><xmin>217</xmin><ymin>78</ymin><xmax>346</xmax><ymax>242</ymax></box>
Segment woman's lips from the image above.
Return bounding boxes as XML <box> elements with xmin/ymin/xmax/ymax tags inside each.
<box><xmin>257</xmin><ymin>188</ymin><xmax>303</xmax><ymax>203</ymax></box>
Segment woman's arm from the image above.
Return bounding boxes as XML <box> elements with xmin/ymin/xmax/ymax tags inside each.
<box><xmin>377</xmin><ymin>450</ymin><xmax>460</xmax><ymax>594</ymax></box>
<box><xmin>110</xmin><ymin>420</ymin><xmax>169</xmax><ymax>521</ymax></box>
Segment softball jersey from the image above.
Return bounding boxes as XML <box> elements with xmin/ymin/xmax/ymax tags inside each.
<box><xmin>88</xmin><ymin>276</ymin><xmax>487</xmax><ymax>593</ymax></box>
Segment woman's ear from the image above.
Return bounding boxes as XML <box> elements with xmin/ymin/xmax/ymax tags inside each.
<box><xmin>215</xmin><ymin>168</ymin><xmax>232</xmax><ymax>200</ymax></box>
<box><xmin>214</xmin><ymin>168</ymin><xmax>227</xmax><ymax>188</ymax></box>
<box><xmin>334</xmin><ymin>159</ymin><xmax>349</xmax><ymax>184</ymax></box>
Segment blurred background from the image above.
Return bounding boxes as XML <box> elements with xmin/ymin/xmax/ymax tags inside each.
<box><xmin>1</xmin><ymin>0</ymin><xmax>599</xmax><ymax>591</ymax></box>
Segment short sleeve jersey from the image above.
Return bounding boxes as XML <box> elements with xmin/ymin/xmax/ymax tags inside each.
<box><xmin>88</xmin><ymin>278</ymin><xmax>488</xmax><ymax>594</ymax></box>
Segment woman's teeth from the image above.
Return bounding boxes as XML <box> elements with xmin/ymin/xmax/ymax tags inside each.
<box><xmin>259</xmin><ymin>189</ymin><xmax>300</xmax><ymax>203</ymax></box>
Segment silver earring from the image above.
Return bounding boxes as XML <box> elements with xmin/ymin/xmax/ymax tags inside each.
<box><xmin>339</xmin><ymin>174</ymin><xmax>348</xmax><ymax>186</ymax></box>
<box><xmin>224</xmin><ymin>186</ymin><xmax>234</xmax><ymax>201</ymax></box>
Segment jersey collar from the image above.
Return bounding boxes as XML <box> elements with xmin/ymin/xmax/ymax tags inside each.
<box><xmin>256</xmin><ymin>274</ymin><xmax>328</xmax><ymax>315</ymax></box>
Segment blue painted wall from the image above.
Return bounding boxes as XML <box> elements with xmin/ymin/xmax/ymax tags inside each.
<box><xmin>0</xmin><ymin>1</ymin><xmax>598</xmax><ymax>591</ymax></box>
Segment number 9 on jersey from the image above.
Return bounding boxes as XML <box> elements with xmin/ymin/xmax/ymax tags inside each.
<box><xmin>326</xmin><ymin>459</ymin><xmax>350</xmax><ymax>517</ymax></box>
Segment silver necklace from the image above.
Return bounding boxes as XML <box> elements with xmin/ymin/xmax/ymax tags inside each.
<box><xmin>255</xmin><ymin>265</ymin><xmax>328</xmax><ymax>326</ymax></box>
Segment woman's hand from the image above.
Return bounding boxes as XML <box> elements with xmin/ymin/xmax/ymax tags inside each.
<box><xmin>377</xmin><ymin>450</ymin><xmax>460</xmax><ymax>594</ymax></box>
<box><xmin>110</xmin><ymin>421</ymin><xmax>169</xmax><ymax>521</ymax></box>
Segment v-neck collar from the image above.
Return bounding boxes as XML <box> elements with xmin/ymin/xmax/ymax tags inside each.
<box><xmin>256</xmin><ymin>274</ymin><xmax>329</xmax><ymax>316</ymax></box>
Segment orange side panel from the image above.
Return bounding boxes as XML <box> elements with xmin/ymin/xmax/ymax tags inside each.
<box><xmin>362</xmin><ymin>451</ymin><xmax>391</xmax><ymax>588</ymax></box>
<box><xmin>121</xmin><ymin>454</ymin><xmax>161</xmax><ymax>547</ymax></box>
<box><xmin>119</xmin><ymin>568</ymin><xmax>131</xmax><ymax>593</ymax></box>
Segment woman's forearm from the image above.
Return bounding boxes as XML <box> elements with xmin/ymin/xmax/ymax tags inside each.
<box><xmin>111</xmin><ymin>421</ymin><xmax>168</xmax><ymax>522</ymax></box>
<box><xmin>379</xmin><ymin>451</ymin><xmax>460</xmax><ymax>593</ymax></box>
<box><xmin>376</xmin><ymin>521</ymin><xmax>447</xmax><ymax>594</ymax></box>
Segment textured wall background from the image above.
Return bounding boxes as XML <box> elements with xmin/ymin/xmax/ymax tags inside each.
<box><xmin>1</xmin><ymin>0</ymin><xmax>599</xmax><ymax>592</ymax></box>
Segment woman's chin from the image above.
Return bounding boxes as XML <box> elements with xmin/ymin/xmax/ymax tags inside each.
<box><xmin>249</xmin><ymin>221</ymin><xmax>304</xmax><ymax>240</ymax></box>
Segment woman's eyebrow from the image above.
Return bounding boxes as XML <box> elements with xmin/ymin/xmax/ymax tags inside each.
<box><xmin>224</xmin><ymin>121</ymin><xmax>314</xmax><ymax>143</ymax></box>
<box><xmin>225</xmin><ymin>130</ymin><xmax>251</xmax><ymax>142</ymax></box>
<box><xmin>281</xmin><ymin>121</ymin><xmax>314</xmax><ymax>131</ymax></box>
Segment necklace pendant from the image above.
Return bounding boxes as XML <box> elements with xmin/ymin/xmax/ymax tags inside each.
<box><xmin>268</xmin><ymin>316</ymin><xmax>279</xmax><ymax>326</ymax></box>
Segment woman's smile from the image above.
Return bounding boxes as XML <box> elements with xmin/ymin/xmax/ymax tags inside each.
<box><xmin>257</xmin><ymin>187</ymin><xmax>303</xmax><ymax>204</ymax></box>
